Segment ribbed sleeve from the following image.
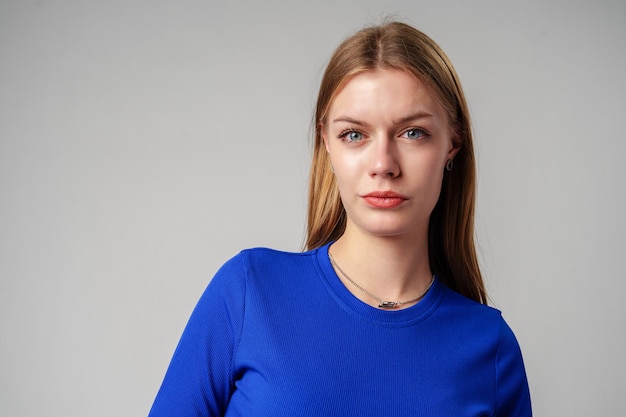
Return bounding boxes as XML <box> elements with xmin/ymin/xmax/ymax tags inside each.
<box><xmin>495</xmin><ymin>318</ymin><xmax>533</xmax><ymax>416</ymax></box>
<box><xmin>148</xmin><ymin>254</ymin><xmax>247</xmax><ymax>417</ymax></box>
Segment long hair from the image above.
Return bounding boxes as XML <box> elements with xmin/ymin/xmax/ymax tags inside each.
<box><xmin>305</xmin><ymin>21</ymin><xmax>486</xmax><ymax>304</ymax></box>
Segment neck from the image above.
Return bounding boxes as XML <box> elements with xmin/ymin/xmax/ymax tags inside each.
<box><xmin>329</xmin><ymin>224</ymin><xmax>432</xmax><ymax>308</ymax></box>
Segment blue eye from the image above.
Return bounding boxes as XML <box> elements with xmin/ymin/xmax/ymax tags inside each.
<box><xmin>340</xmin><ymin>130</ymin><xmax>363</xmax><ymax>142</ymax></box>
<box><xmin>404</xmin><ymin>128</ymin><xmax>425</xmax><ymax>140</ymax></box>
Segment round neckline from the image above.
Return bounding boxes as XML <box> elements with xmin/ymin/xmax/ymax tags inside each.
<box><xmin>314</xmin><ymin>242</ymin><xmax>442</xmax><ymax>327</ymax></box>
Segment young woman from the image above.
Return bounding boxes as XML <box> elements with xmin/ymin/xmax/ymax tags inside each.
<box><xmin>149</xmin><ymin>21</ymin><xmax>531</xmax><ymax>416</ymax></box>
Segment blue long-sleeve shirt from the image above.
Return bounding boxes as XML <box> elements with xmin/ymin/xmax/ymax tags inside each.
<box><xmin>149</xmin><ymin>243</ymin><xmax>531</xmax><ymax>416</ymax></box>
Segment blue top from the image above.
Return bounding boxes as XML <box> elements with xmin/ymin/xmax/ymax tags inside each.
<box><xmin>149</xmin><ymin>243</ymin><xmax>531</xmax><ymax>416</ymax></box>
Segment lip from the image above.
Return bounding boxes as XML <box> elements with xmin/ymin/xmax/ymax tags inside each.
<box><xmin>361</xmin><ymin>191</ymin><xmax>409</xmax><ymax>209</ymax></box>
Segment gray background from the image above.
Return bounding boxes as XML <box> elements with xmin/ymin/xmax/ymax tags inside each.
<box><xmin>1</xmin><ymin>0</ymin><xmax>625</xmax><ymax>416</ymax></box>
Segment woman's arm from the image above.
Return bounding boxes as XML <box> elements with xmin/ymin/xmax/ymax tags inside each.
<box><xmin>148</xmin><ymin>254</ymin><xmax>247</xmax><ymax>417</ymax></box>
<box><xmin>495</xmin><ymin>318</ymin><xmax>532</xmax><ymax>416</ymax></box>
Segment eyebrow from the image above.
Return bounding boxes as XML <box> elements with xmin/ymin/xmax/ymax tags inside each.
<box><xmin>331</xmin><ymin>111</ymin><xmax>435</xmax><ymax>126</ymax></box>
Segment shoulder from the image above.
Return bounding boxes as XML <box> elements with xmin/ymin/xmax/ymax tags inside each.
<box><xmin>432</xmin><ymin>283</ymin><xmax>521</xmax><ymax>350</ymax></box>
<box><xmin>437</xmin><ymin>283</ymin><xmax>504</xmax><ymax>322</ymax></box>
<box><xmin>189</xmin><ymin>247</ymin><xmax>319</xmax><ymax>330</ymax></box>
<box><xmin>218</xmin><ymin>246</ymin><xmax>320</xmax><ymax>279</ymax></box>
<box><xmin>437</xmin><ymin>283</ymin><xmax>528</xmax><ymax>371</ymax></box>
<box><xmin>238</xmin><ymin>246</ymin><xmax>319</xmax><ymax>267</ymax></box>
<box><xmin>208</xmin><ymin>246</ymin><xmax>322</xmax><ymax>291</ymax></box>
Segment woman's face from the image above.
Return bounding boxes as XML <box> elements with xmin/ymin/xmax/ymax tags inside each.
<box><xmin>323</xmin><ymin>68</ymin><xmax>458</xmax><ymax>240</ymax></box>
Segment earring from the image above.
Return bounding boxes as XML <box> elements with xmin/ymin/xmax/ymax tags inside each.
<box><xmin>445</xmin><ymin>159</ymin><xmax>454</xmax><ymax>171</ymax></box>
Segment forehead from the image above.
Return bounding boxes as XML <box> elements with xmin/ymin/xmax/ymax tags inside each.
<box><xmin>327</xmin><ymin>69</ymin><xmax>447</xmax><ymax>122</ymax></box>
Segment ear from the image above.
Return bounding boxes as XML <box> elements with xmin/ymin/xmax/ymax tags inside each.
<box><xmin>447</xmin><ymin>133</ymin><xmax>462</xmax><ymax>160</ymax></box>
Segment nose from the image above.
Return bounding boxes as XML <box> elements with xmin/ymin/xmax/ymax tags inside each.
<box><xmin>368</xmin><ymin>136</ymin><xmax>400</xmax><ymax>178</ymax></box>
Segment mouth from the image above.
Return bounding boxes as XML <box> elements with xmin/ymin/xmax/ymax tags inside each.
<box><xmin>361</xmin><ymin>191</ymin><xmax>408</xmax><ymax>208</ymax></box>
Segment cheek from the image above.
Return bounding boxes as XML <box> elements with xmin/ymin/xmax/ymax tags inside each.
<box><xmin>403</xmin><ymin>152</ymin><xmax>446</xmax><ymax>191</ymax></box>
<box><xmin>336</xmin><ymin>155</ymin><xmax>361</xmax><ymax>172</ymax></box>
<box><xmin>332</xmin><ymin>161</ymin><xmax>355</xmax><ymax>191</ymax></box>
<box><xmin>407</xmin><ymin>148</ymin><xmax>445</xmax><ymax>171</ymax></box>
<box><xmin>330</xmin><ymin>155</ymin><xmax>364</xmax><ymax>199</ymax></box>
<box><xmin>330</xmin><ymin>148</ymin><xmax>361</xmax><ymax>175</ymax></box>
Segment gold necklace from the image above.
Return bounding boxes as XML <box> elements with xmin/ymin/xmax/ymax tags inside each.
<box><xmin>328</xmin><ymin>253</ymin><xmax>435</xmax><ymax>309</ymax></box>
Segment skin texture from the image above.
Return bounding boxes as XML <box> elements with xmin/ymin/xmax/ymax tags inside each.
<box><xmin>322</xmin><ymin>69</ymin><xmax>459</xmax><ymax>307</ymax></box>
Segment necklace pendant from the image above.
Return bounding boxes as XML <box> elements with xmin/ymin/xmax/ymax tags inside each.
<box><xmin>379</xmin><ymin>301</ymin><xmax>398</xmax><ymax>309</ymax></box>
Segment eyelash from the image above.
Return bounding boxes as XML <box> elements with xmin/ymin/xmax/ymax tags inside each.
<box><xmin>337</xmin><ymin>127</ymin><xmax>429</xmax><ymax>143</ymax></box>
<box><xmin>402</xmin><ymin>128</ymin><xmax>428</xmax><ymax>140</ymax></box>
<box><xmin>338</xmin><ymin>129</ymin><xmax>364</xmax><ymax>143</ymax></box>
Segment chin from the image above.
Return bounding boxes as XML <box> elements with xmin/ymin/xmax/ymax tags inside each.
<box><xmin>356</xmin><ymin>222</ymin><xmax>422</xmax><ymax>239</ymax></box>
<box><xmin>370</xmin><ymin>229</ymin><xmax>418</xmax><ymax>239</ymax></box>
<box><xmin>344</xmin><ymin>209</ymin><xmax>428</xmax><ymax>239</ymax></box>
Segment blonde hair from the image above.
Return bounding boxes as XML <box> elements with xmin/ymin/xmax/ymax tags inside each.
<box><xmin>305</xmin><ymin>21</ymin><xmax>486</xmax><ymax>304</ymax></box>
